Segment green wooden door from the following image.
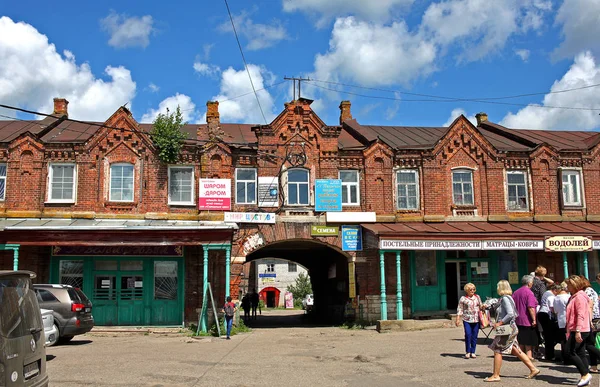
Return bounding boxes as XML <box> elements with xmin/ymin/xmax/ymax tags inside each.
<box><xmin>92</xmin><ymin>273</ymin><xmax>118</xmax><ymax>325</ymax></box>
<box><xmin>411</xmin><ymin>251</ymin><xmax>443</xmax><ymax>312</ymax></box>
<box><xmin>468</xmin><ymin>258</ymin><xmax>492</xmax><ymax>301</ymax></box>
<box><xmin>151</xmin><ymin>260</ymin><xmax>182</xmax><ymax>325</ymax></box>
<box><xmin>117</xmin><ymin>271</ymin><xmax>145</xmax><ymax>325</ymax></box>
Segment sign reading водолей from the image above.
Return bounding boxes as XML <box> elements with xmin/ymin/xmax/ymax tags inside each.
<box><xmin>311</xmin><ymin>225</ymin><xmax>339</xmax><ymax>236</ymax></box>
<box><xmin>342</xmin><ymin>225</ymin><xmax>362</xmax><ymax>251</ymax></box>
<box><xmin>315</xmin><ymin>179</ymin><xmax>342</xmax><ymax>212</ymax></box>
<box><xmin>545</xmin><ymin>236</ymin><xmax>592</xmax><ymax>252</ymax></box>
<box><xmin>198</xmin><ymin>179</ymin><xmax>231</xmax><ymax>210</ymax></box>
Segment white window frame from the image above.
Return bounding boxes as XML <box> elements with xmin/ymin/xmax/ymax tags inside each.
<box><xmin>235</xmin><ymin>168</ymin><xmax>257</xmax><ymax>205</ymax></box>
<box><xmin>339</xmin><ymin>170</ymin><xmax>360</xmax><ymax>206</ymax></box>
<box><xmin>452</xmin><ymin>169</ymin><xmax>474</xmax><ymax>206</ymax></box>
<box><xmin>0</xmin><ymin>162</ymin><xmax>6</xmax><ymax>201</ymax></box>
<box><xmin>562</xmin><ymin>169</ymin><xmax>583</xmax><ymax>207</ymax></box>
<box><xmin>109</xmin><ymin>163</ymin><xmax>135</xmax><ymax>202</ymax></box>
<box><xmin>266</xmin><ymin>263</ymin><xmax>275</xmax><ymax>273</ymax></box>
<box><xmin>396</xmin><ymin>169</ymin><xmax>419</xmax><ymax>210</ymax></box>
<box><xmin>47</xmin><ymin>163</ymin><xmax>77</xmax><ymax>203</ymax></box>
<box><xmin>506</xmin><ymin>170</ymin><xmax>529</xmax><ymax>211</ymax></box>
<box><xmin>287</xmin><ymin>168</ymin><xmax>310</xmax><ymax>206</ymax></box>
<box><xmin>168</xmin><ymin>166</ymin><xmax>194</xmax><ymax>205</ymax></box>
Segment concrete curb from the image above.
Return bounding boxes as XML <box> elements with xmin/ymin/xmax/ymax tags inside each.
<box><xmin>376</xmin><ymin>319</ymin><xmax>455</xmax><ymax>332</ymax></box>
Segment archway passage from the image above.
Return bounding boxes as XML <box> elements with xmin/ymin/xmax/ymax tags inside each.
<box><xmin>246</xmin><ymin>239</ymin><xmax>350</xmax><ymax>325</ymax></box>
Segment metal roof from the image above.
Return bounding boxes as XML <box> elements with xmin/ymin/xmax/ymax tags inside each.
<box><xmin>0</xmin><ymin>218</ymin><xmax>238</xmax><ymax>231</ymax></box>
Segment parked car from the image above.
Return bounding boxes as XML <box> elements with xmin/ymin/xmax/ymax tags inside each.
<box><xmin>0</xmin><ymin>270</ymin><xmax>49</xmax><ymax>386</ymax></box>
<box><xmin>40</xmin><ymin>309</ymin><xmax>58</xmax><ymax>347</ymax></box>
<box><xmin>302</xmin><ymin>294</ymin><xmax>314</xmax><ymax>312</ymax></box>
<box><xmin>33</xmin><ymin>284</ymin><xmax>94</xmax><ymax>345</ymax></box>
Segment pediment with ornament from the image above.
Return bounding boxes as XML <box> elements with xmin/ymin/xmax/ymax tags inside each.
<box><xmin>432</xmin><ymin>116</ymin><xmax>499</xmax><ymax>164</ymax></box>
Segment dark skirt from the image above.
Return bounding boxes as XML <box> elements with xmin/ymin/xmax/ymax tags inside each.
<box><xmin>517</xmin><ymin>325</ymin><xmax>539</xmax><ymax>346</ymax></box>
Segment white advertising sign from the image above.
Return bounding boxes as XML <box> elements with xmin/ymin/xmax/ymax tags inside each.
<box><xmin>258</xmin><ymin>176</ymin><xmax>279</xmax><ymax>207</ymax></box>
<box><xmin>482</xmin><ymin>241</ymin><xmax>544</xmax><ymax>250</ymax></box>
<box><xmin>380</xmin><ymin>239</ymin><xmax>545</xmax><ymax>250</ymax></box>
<box><xmin>224</xmin><ymin>212</ymin><xmax>276</xmax><ymax>224</ymax></box>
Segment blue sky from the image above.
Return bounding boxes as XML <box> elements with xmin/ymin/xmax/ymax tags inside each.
<box><xmin>1</xmin><ymin>0</ymin><xmax>599</xmax><ymax>131</ymax></box>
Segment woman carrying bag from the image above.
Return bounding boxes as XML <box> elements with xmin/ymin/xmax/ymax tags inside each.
<box><xmin>456</xmin><ymin>283</ymin><xmax>484</xmax><ymax>359</ymax></box>
<box><xmin>484</xmin><ymin>280</ymin><xmax>540</xmax><ymax>382</ymax></box>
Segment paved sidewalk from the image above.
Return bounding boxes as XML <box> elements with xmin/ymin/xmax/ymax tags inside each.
<box><xmin>46</xmin><ymin>311</ymin><xmax>587</xmax><ymax>386</ymax></box>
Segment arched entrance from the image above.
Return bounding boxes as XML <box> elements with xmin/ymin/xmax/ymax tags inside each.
<box><xmin>259</xmin><ymin>286</ymin><xmax>281</xmax><ymax>308</ymax></box>
<box><xmin>246</xmin><ymin>239</ymin><xmax>351</xmax><ymax>324</ymax></box>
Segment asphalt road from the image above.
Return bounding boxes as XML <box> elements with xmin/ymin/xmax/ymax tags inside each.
<box><xmin>46</xmin><ymin>310</ymin><xmax>589</xmax><ymax>386</ymax></box>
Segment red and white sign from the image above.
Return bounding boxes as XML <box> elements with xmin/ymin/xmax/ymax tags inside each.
<box><xmin>198</xmin><ymin>179</ymin><xmax>231</xmax><ymax>210</ymax></box>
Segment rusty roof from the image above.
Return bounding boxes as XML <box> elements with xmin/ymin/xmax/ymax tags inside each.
<box><xmin>362</xmin><ymin>221</ymin><xmax>600</xmax><ymax>238</ymax></box>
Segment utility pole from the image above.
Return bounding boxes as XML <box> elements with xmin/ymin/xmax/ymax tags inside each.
<box><xmin>284</xmin><ymin>76</ymin><xmax>311</xmax><ymax>100</ymax></box>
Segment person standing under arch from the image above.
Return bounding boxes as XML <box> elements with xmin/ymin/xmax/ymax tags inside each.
<box><xmin>250</xmin><ymin>290</ymin><xmax>259</xmax><ymax>320</ymax></box>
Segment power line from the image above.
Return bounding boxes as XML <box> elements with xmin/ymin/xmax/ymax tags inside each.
<box><xmin>307</xmin><ymin>78</ymin><xmax>600</xmax><ymax>102</ymax></box>
<box><xmin>223</xmin><ymin>0</ymin><xmax>268</xmax><ymax>125</ymax></box>
<box><xmin>309</xmin><ymin>83</ymin><xmax>600</xmax><ymax>112</ymax></box>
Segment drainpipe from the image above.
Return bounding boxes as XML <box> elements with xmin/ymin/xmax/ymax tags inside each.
<box><xmin>563</xmin><ymin>252</ymin><xmax>569</xmax><ymax>278</ymax></box>
<box><xmin>396</xmin><ymin>251</ymin><xmax>403</xmax><ymax>320</ymax></box>
<box><xmin>380</xmin><ymin>250</ymin><xmax>387</xmax><ymax>320</ymax></box>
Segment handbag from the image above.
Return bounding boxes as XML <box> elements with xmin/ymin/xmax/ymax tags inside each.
<box><xmin>477</xmin><ymin>296</ymin><xmax>490</xmax><ymax>328</ymax></box>
<box><xmin>494</xmin><ymin>324</ymin><xmax>512</xmax><ymax>336</ymax></box>
<box><xmin>592</xmin><ymin>318</ymin><xmax>600</xmax><ymax>332</ymax></box>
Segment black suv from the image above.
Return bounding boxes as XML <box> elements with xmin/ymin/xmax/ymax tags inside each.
<box><xmin>0</xmin><ymin>270</ymin><xmax>49</xmax><ymax>386</ymax></box>
<box><xmin>33</xmin><ymin>284</ymin><xmax>94</xmax><ymax>346</ymax></box>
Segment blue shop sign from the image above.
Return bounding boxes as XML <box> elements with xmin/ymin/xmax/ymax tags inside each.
<box><xmin>315</xmin><ymin>179</ymin><xmax>342</xmax><ymax>212</ymax></box>
<box><xmin>259</xmin><ymin>273</ymin><xmax>276</xmax><ymax>278</ymax></box>
<box><xmin>342</xmin><ymin>225</ymin><xmax>362</xmax><ymax>251</ymax></box>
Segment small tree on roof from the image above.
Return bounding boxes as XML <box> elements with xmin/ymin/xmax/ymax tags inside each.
<box><xmin>150</xmin><ymin>106</ymin><xmax>187</xmax><ymax>164</ymax></box>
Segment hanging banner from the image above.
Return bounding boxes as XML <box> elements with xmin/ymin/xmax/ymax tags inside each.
<box><xmin>258</xmin><ymin>176</ymin><xmax>279</xmax><ymax>207</ymax></box>
<box><xmin>199</xmin><ymin>179</ymin><xmax>231</xmax><ymax>210</ymax></box>
<box><xmin>315</xmin><ymin>179</ymin><xmax>342</xmax><ymax>212</ymax></box>
<box><xmin>545</xmin><ymin>236</ymin><xmax>592</xmax><ymax>252</ymax></box>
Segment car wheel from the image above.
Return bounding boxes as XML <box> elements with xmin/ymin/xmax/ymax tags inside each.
<box><xmin>59</xmin><ymin>335</ymin><xmax>74</xmax><ymax>343</ymax></box>
<box><xmin>47</xmin><ymin>324</ymin><xmax>59</xmax><ymax>347</ymax></box>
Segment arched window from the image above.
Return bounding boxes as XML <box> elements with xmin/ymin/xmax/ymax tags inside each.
<box><xmin>287</xmin><ymin>168</ymin><xmax>309</xmax><ymax>205</ymax></box>
<box><xmin>110</xmin><ymin>163</ymin><xmax>134</xmax><ymax>202</ymax></box>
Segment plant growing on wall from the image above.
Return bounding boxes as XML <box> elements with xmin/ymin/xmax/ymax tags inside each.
<box><xmin>150</xmin><ymin>106</ymin><xmax>187</xmax><ymax>164</ymax></box>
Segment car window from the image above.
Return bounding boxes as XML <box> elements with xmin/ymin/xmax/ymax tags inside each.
<box><xmin>74</xmin><ymin>288</ymin><xmax>91</xmax><ymax>304</ymax></box>
<box><xmin>37</xmin><ymin>289</ymin><xmax>58</xmax><ymax>302</ymax></box>
<box><xmin>67</xmin><ymin>288</ymin><xmax>90</xmax><ymax>304</ymax></box>
<box><xmin>0</xmin><ymin>277</ymin><xmax>43</xmax><ymax>338</ymax></box>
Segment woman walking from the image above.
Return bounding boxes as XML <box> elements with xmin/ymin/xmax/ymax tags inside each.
<box><xmin>455</xmin><ymin>283</ymin><xmax>482</xmax><ymax>359</ymax></box>
<box><xmin>564</xmin><ymin>275</ymin><xmax>593</xmax><ymax>386</ymax></box>
<box><xmin>553</xmin><ymin>282</ymin><xmax>571</xmax><ymax>364</ymax></box>
<box><xmin>581</xmin><ymin>277</ymin><xmax>600</xmax><ymax>374</ymax></box>
<box><xmin>538</xmin><ymin>284</ymin><xmax>560</xmax><ymax>361</ymax></box>
<box><xmin>484</xmin><ymin>280</ymin><xmax>539</xmax><ymax>382</ymax></box>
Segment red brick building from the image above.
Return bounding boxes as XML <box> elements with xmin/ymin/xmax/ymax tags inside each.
<box><xmin>2</xmin><ymin>97</ymin><xmax>600</xmax><ymax>325</ymax></box>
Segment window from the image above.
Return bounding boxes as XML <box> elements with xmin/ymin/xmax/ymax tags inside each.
<box><xmin>288</xmin><ymin>262</ymin><xmax>297</xmax><ymax>273</ymax></box>
<box><xmin>266</xmin><ymin>263</ymin><xmax>275</xmax><ymax>273</ymax></box>
<box><xmin>287</xmin><ymin>169</ymin><xmax>309</xmax><ymax>205</ymax></box>
<box><xmin>507</xmin><ymin>171</ymin><xmax>528</xmax><ymax>210</ymax></box>
<box><xmin>48</xmin><ymin>163</ymin><xmax>76</xmax><ymax>202</ymax></box>
<box><xmin>36</xmin><ymin>289</ymin><xmax>58</xmax><ymax>303</ymax></box>
<box><xmin>396</xmin><ymin>170</ymin><xmax>419</xmax><ymax>210</ymax></box>
<box><xmin>168</xmin><ymin>166</ymin><xmax>194</xmax><ymax>205</ymax></box>
<box><xmin>110</xmin><ymin>163</ymin><xmax>134</xmax><ymax>202</ymax></box>
<box><xmin>235</xmin><ymin>168</ymin><xmax>257</xmax><ymax>204</ymax></box>
<box><xmin>415</xmin><ymin>251</ymin><xmax>437</xmax><ymax>286</ymax></box>
<box><xmin>562</xmin><ymin>170</ymin><xmax>582</xmax><ymax>206</ymax></box>
<box><xmin>452</xmin><ymin>170</ymin><xmax>474</xmax><ymax>205</ymax></box>
<box><xmin>340</xmin><ymin>170</ymin><xmax>359</xmax><ymax>205</ymax></box>
<box><xmin>154</xmin><ymin>261</ymin><xmax>178</xmax><ymax>300</ymax></box>
<box><xmin>0</xmin><ymin>163</ymin><xmax>6</xmax><ymax>200</ymax></box>
<box><xmin>59</xmin><ymin>260</ymin><xmax>83</xmax><ymax>289</ymax></box>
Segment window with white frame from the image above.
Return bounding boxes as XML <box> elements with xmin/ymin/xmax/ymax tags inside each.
<box><xmin>266</xmin><ymin>263</ymin><xmax>275</xmax><ymax>273</ymax></box>
<box><xmin>168</xmin><ymin>166</ymin><xmax>194</xmax><ymax>205</ymax></box>
<box><xmin>110</xmin><ymin>163</ymin><xmax>134</xmax><ymax>202</ymax></box>
<box><xmin>287</xmin><ymin>169</ymin><xmax>309</xmax><ymax>205</ymax></box>
<box><xmin>396</xmin><ymin>170</ymin><xmax>419</xmax><ymax>210</ymax></box>
<box><xmin>235</xmin><ymin>168</ymin><xmax>257</xmax><ymax>204</ymax></box>
<box><xmin>562</xmin><ymin>170</ymin><xmax>582</xmax><ymax>206</ymax></box>
<box><xmin>507</xmin><ymin>170</ymin><xmax>528</xmax><ymax>210</ymax></box>
<box><xmin>0</xmin><ymin>163</ymin><xmax>6</xmax><ymax>201</ymax></box>
<box><xmin>340</xmin><ymin>170</ymin><xmax>359</xmax><ymax>205</ymax></box>
<box><xmin>452</xmin><ymin>169</ymin><xmax>474</xmax><ymax>206</ymax></box>
<box><xmin>48</xmin><ymin>164</ymin><xmax>76</xmax><ymax>202</ymax></box>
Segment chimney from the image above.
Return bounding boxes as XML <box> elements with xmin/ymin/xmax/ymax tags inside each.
<box><xmin>53</xmin><ymin>98</ymin><xmax>69</xmax><ymax>117</ymax></box>
<box><xmin>475</xmin><ymin>112</ymin><xmax>488</xmax><ymax>126</ymax></box>
<box><xmin>339</xmin><ymin>100</ymin><xmax>352</xmax><ymax>124</ymax></box>
<box><xmin>206</xmin><ymin>101</ymin><xmax>220</xmax><ymax>129</ymax></box>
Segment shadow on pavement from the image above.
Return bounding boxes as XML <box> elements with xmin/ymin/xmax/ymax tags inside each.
<box><xmin>46</xmin><ymin>354</ymin><xmax>56</xmax><ymax>362</ymax></box>
<box><xmin>242</xmin><ymin>310</ymin><xmax>342</xmax><ymax>328</ymax></box>
<box><xmin>440</xmin><ymin>353</ymin><xmax>472</xmax><ymax>359</ymax></box>
<box><xmin>61</xmin><ymin>339</ymin><xmax>93</xmax><ymax>346</ymax></box>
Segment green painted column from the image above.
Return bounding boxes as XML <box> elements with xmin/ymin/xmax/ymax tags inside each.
<box><xmin>563</xmin><ymin>252</ymin><xmax>569</xmax><ymax>278</ymax></box>
<box><xmin>225</xmin><ymin>246</ymin><xmax>231</xmax><ymax>301</ymax></box>
<box><xmin>379</xmin><ymin>250</ymin><xmax>387</xmax><ymax>321</ymax></box>
<box><xmin>396</xmin><ymin>251</ymin><xmax>403</xmax><ymax>320</ymax></box>
<box><xmin>583</xmin><ymin>252</ymin><xmax>589</xmax><ymax>279</ymax></box>
<box><xmin>201</xmin><ymin>247</ymin><xmax>209</xmax><ymax>332</ymax></box>
<box><xmin>12</xmin><ymin>246</ymin><xmax>19</xmax><ymax>271</ymax></box>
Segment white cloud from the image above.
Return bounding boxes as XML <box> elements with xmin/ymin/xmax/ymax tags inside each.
<box><xmin>141</xmin><ymin>93</ymin><xmax>197</xmax><ymax>123</ymax></box>
<box><xmin>501</xmin><ymin>51</ymin><xmax>600</xmax><ymax>130</ymax></box>
<box><xmin>219</xmin><ymin>12</ymin><xmax>287</xmax><ymax>50</ymax></box>
<box><xmin>553</xmin><ymin>0</ymin><xmax>600</xmax><ymax>60</ymax></box>
<box><xmin>147</xmin><ymin>83</ymin><xmax>160</xmax><ymax>93</ymax></box>
<box><xmin>209</xmin><ymin>64</ymin><xmax>277</xmax><ymax>124</ymax></box>
<box><xmin>443</xmin><ymin>108</ymin><xmax>477</xmax><ymax>127</ymax></box>
<box><xmin>515</xmin><ymin>49</ymin><xmax>530</xmax><ymax>62</ymax></box>
<box><xmin>0</xmin><ymin>16</ymin><xmax>136</xmax><ymax>121</ymax></box>
<box><xmin>193</xmin><ymin>61</ymin><xmax>221</xmax><ymax>77</ymax></box>
<box><xmin>100</xmin><ymin>11</ymin><xmax>154</xmax><ymax>49</ymax></box>
<box><xmin>313</xmin><ymin>17</ymin><xmax>437</xmax><ymax>87</ymax></box>
<box><xmin>282</xmin><ymin>0</ymin><xmax>413</xmax><ymax>27</ymax></box>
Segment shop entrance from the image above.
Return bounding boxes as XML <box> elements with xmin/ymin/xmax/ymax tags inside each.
<box><xmin>445</xmin><ymin>261</ymin><xmax>468</xmax><ymax>310</ymax></box>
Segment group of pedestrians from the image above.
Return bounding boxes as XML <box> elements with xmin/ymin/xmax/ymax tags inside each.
<box><xmin>241</xmin><ymin>290</ymin><xmax>260</xmax><ymax>323</ymax></box>
<box><xmin>456</xmin><ymin>266</ymin><xmax>600</xmax><ymax>386</ymax></box>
